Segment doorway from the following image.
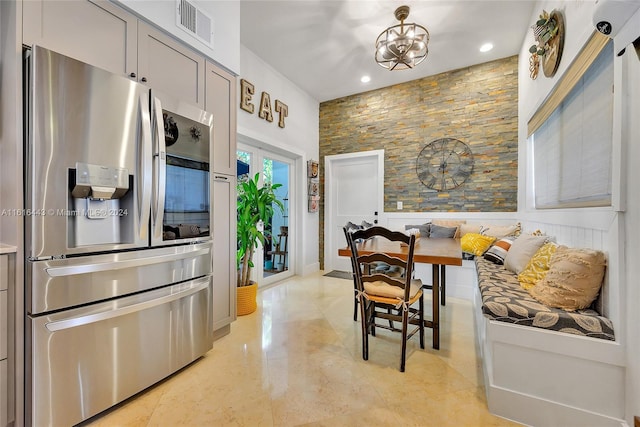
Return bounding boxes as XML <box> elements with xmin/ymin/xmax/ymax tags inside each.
<box><xmin>324</xmin><ymin>150</ymin><xmax>384</xmax><ymax>272</ymax></box>
<box><xmin>237</xmin><ymin>145</ymin><xmax>294</xmax><ymax>286</ymax></box>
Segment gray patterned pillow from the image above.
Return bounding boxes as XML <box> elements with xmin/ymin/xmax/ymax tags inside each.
<box><xmin>404</xmin><ymin>223</ymin><xmax>430</xmax><ymax>237</ymax></box>
<box><xmin>429</xmin><ymin>224</ymin><xmax>457</xmax><ymax>239</ymax></box>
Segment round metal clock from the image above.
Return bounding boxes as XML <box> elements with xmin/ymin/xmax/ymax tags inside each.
<box><xmin>416</xmin><ymin>138</ymin><xmax>474</xmax><ymax>191</ymax></box>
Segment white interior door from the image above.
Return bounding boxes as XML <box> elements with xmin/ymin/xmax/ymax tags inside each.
<box><xmin>324</xmin><ymin>150</ymin><xmax>384</xmax><ymax>272</ymax></box>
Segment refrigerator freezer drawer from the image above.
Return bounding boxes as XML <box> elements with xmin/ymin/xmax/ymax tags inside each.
<box><xmin>28</xmin><ymin>242</ymin><xmax>212</xmax><ymax>315</ymax></box>
<box><xmin>27</xmin><ymin>276</ymin><xmax>213</xmax><ymax>427</ymax></box>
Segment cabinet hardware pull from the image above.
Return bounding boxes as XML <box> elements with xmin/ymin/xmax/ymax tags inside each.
<box><xmin>129</xmin><ymin>72</ymin><xmax>136</xmax><ymax>78</ymax></box>
<box><xmin>141</xmin><ymin>77</ymin><xmax>147</xmax><ymax>82</ymax></box>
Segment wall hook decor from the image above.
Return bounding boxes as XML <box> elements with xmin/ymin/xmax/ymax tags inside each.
<box><xmin>528</xmin><ymin>9</ymin><xmax>565</xmax><ymax>78</ymax></box>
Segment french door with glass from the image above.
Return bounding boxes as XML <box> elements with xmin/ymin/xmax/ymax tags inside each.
<box><xmin>237</xmin><ymin>146</ymin><xmax>293</xmax><ymax>286</ymax></box>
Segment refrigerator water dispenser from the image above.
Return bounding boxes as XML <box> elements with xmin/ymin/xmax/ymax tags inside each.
<box><xmin>71</xmin><ymin>162</ymin><xmax>130</xmax><ymax>247</ymax></box>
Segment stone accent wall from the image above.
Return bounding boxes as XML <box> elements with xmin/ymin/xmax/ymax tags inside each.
<box><xmin>319</xmin><ymin>56</ymin><xmax>518</xmax><ymax>266</ymax></box>
<box><xmin>320</xmin><ymin>55</ymin><xmax>518</xmax><ymax>211</ymax></box>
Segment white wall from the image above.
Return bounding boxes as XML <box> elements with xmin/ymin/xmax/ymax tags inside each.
<box><xmin>518</xmin><ymin>2</ymin><xmax>640</xmax><ymax>424</ymax></box>
<box><xmin>238</xmin><ymin>45</ymin><xmax>320</xmax><ymax>276</ymax></box>
<box><xmin>621</xmin><ymin>36</ymin><xmax>640</xmax><ymax>427</ymax></box>
<box><xmin>114</xmin><ymin>0</ymin><xmax>240</xmax><ymax>74</ymax></box>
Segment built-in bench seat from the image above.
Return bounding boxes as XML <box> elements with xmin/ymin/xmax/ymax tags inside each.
<box><xmin>475</xmin><ymin>256</ymin><xmax>615</xmax><ymax>340</ymax></box>
<box><xmin>385</xmin><ymin>214</ymin><xmax>626</xmax><ymax>425</ymax></box>
<box><xmin>472</xmin><ymin>255</ymin><xmax>625</xmax><ymax>427</ymax></box>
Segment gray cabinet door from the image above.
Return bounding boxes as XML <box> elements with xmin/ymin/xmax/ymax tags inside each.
<box><xmin>205</xmin><ymin>61</ymin><xmax>237</xmax><ymax>175</ymax></box>
<box><xmin>0</xmin><ymin>254</ymin><xmax>9</xmax><ymax>427</ymax></box>
<box><xmin>137</xmin><ymin>22</ymin><xmax>205</xmax><ymax>108</ymax></box>
<box><xmin>212</xmin><ymin>174</ymin><xmax>236</xmax><ymax>331</ymax></box>
<box><xmin>23</xmin><ymin>0</ymin><xmax>137</xmax><ymax>78</ymax></box>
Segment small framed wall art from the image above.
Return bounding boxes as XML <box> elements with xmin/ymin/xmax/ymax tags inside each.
<box><xmin>307</xmin><ymin>160</ymin><xmax>319</xmax><ymax>213</ymax></box>
<box><xmin>308</xmin><ymin>180</ymin><xmax>319</xmax><ymax>196</ymax></box>
<box><xmin>308</xmin><ymin>160</ymin><xmax>319</xmax><ymax>179</ymax></box>
<box><xmin>308</xmin><ymin>196</ymin><xmax>319</xmax><ymax>213</ymax></box>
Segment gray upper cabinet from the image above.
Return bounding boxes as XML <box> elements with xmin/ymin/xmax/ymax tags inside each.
<box><xmin>137</xmin><ymin>22</ymin><xmax>205</xmax><ymax>108</ymax></box>
<box><xmin>23</xmin><ymin>0</ymin><xmax>205</xmax><ymax>109</ymax></box>
<box><xmin>205</xmin><ymin>61</ymin><xmax>237</xmax><ymax>175</ymax></box>
<box><xmin>23</xmin><ymin>0</ymin><xmax>137</xmax><ymax>78</ymax></box>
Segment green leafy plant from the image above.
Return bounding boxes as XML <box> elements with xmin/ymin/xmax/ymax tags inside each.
<box><xmin>236</xmin><ymin>173</ymin><xmax>284</xmax><ymax>287</ymax></box>
<box><xmin>529</xmin><ymin>10</ymin><xmax>559</xmax><ymax>56</ymax></box>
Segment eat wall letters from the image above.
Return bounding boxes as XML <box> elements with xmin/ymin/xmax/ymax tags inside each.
<box><xmin>240</xmin><ymin>79</ymin><xmax>288</xmax><ymax>128</ymax></box>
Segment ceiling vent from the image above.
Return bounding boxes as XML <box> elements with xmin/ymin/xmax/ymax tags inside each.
<box><xmin>176</xmin><ymin>0</ymin><xmax>213</xmax><ymax>48</ymax></box>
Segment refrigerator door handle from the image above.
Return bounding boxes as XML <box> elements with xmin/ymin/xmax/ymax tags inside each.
<box><xmin>151</xmin><ymin>96</ymin><xmax>167</xmax><ymax>243</ymax></box>
<box><xmin>44</xmin><ymin>276</ymin><xmax>210</xmax><ymax>332</ymax></box>
<box><xmin>45</xmin><ymin>247</ymin><xmax>211</xmax><ymax>277</ymax></box>
<box><xmin>138</xmin><ymin>92</ymin><xmax>152</xmax><ymax>240</ymax></box>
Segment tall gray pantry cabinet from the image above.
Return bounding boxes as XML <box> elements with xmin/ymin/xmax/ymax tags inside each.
<box><xmin>206</xmin><ymin>62</ymin><xmax>238</xmax><ymax>337</ymax></box>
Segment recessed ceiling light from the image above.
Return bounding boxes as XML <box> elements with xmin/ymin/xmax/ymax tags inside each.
<box><xmin>361</xmin><ymin>75</ymin><xmax>371</xmax><ymax>83</ymax></box>
<box><xmin>479</xmin><ymin>43</ymin><xmax>494</xmax><ymax>53</ymax></box>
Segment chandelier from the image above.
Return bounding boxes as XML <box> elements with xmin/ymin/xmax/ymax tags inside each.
<box><xmin>375</xmin><ymin>5</ymin><xmax>429</xmax><ymax>70</ymax></box>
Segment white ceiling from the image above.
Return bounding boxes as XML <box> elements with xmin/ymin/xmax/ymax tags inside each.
<box><xmin>240</xmin><ymin>0</ymin><xmax>537</xmax><ymax>102</ymax></box>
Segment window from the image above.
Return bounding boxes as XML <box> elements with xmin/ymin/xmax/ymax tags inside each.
<box><xmin>530</xmin><ymin>37</ymin><xmax>613</xmax><ymax>209</ymax></box>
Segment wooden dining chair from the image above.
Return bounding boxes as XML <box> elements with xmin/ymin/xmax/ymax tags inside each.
<box><xmin>344</xmin><ymin>226</ymin><xmax>425</xmax><ymax>372</ymax></box>
<box><xmin>343</xmin><ymin>223</ymin><xmax>363</xmax><ymax>321</ymax></box>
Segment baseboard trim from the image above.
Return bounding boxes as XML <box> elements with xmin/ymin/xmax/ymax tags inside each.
<box><xmin>212</xmin><ymin>324</ymin><xmax>231</xmax><ymax>342</ymax></box>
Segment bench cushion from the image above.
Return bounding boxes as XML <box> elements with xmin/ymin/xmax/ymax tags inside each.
<box><xmin>475</xmin><ymin>257</ymin><xmax>614</xmax><ymax>341</ymax></box>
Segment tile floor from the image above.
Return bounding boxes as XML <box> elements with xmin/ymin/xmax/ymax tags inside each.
<box><xmin>84</xmin><ymin>272</ymin><xmax>521</xmax><ymax>426</ymax></box>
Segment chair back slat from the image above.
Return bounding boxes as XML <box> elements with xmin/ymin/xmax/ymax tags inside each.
<box><xmin>344</xmin><ymin>226</ymin><xmax>416</xmax><ymax>302</ymax></box>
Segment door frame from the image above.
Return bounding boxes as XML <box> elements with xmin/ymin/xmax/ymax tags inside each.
<box><xmin>324</xmin><ymin>149</ymin><xmax>385</xmax><ymax>271</ymax></box>
<box><xmin>237</xmin><ymin>139</ymin><xmax>298</xmax><ymax>287</ymax></box>
<box><xmin>260</xmin><ymin>151</ymin><xmax>294</xmax><ymax>286</ymax></box>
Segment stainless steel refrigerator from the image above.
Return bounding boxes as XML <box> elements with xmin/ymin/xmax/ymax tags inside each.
<box><xmin>24</xmin><ymin>45</ymin><xmax>215</xmax><ymax>426</ymax></box>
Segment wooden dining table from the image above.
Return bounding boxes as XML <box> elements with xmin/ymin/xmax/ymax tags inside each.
<box><xmin>338</xmin><ymin>237</ymin><xmax>462</xmax><ymax>350</ymax></box>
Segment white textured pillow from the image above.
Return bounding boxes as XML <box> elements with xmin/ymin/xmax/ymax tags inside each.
<box><xmin>459</xmin><ymin>223</ymin><xmax>484</xmax><ymax>237</ymax></box>
<box><xmin>483</xmin><ymin>223</ymin><xmax>521</xmax><ymax>238</ymax></box>
<box><xmin>503</xmin><ymin>234</ymin><xmax>548</xmax><ymax>274</ymax></box>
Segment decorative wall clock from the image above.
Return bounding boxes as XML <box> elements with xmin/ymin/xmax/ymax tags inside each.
<box><xmin>416</xmin><ymin>138</ymin><xmax>474</xmax><ymax>191</ymax></box>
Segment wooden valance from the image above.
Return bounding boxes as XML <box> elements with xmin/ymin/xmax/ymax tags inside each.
<box><xmin>528</xmin><ymin>31</ymin><xmax>611</xmax><ymax>137</ymax></box>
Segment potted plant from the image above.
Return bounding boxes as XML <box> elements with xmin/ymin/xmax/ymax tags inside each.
<box><xmin>236</xmin><ymin>172</ymin><xmax>284</xmax><ymax>315</ymax></box>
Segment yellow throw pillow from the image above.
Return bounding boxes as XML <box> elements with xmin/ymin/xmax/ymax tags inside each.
<box><xmin>461</xmin><ymin>233</ymin><xmax>496</xmax><ymax>256</ymax></box>
<box><xmin>518</xmin><ymin>242</ymin><xmax>557</xmax><ymax>290</ymax></box>
<box><xmin>529</xmin><ymin>246</ymin><xmax>607</xmax><ymax>311</ymax></box>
